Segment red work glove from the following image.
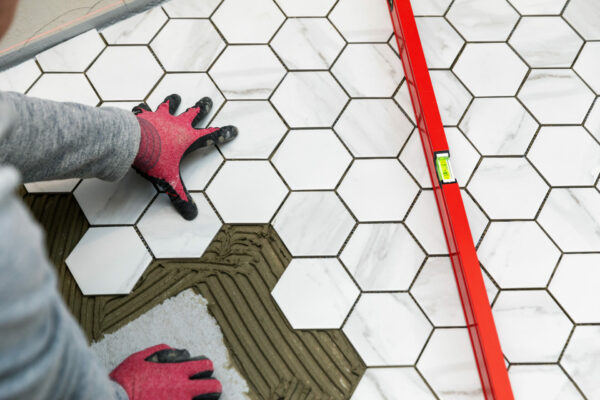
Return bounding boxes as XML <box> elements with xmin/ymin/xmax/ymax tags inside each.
<box><xmin>110</xmin><ymin>344</ymin><xmax>222</xmax><ymax>400</ymax></box>
<box><xmin>132</xmin><ymin>94</ymin><xmax>237</xmax><ymax>220</ymax></box>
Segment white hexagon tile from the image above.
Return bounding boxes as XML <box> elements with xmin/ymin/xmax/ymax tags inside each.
<box><xmin>8</xmin><ymin>0</ymin><xmax>600</xmax><ymax>397</ymax></box>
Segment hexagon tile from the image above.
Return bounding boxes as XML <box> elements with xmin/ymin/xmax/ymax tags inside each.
<box><xmin>8</xmin><ymin>0</ymin><xmax>600</xmax><ymax>398</ymax></box>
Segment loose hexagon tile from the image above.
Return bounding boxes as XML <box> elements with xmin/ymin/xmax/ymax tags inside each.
<box><xmin>329</xmin><ymin>0</ymin><xmax>393</xmax><ymax>42</ymax></box>
<box><xmin>335</xmin><ymin>99</ymin><xmax>412</xmax><ymax>157</ymax></box>
<box><xmin>343</xmin><ymin>293</ymin><xmax>432</xmax><ymax>366</ymax></box>
<box><xmin>478</xmin><ymin>222</ymin><xmax>560</xmax><ymax>289</ymax></box>
<box><xmin>351</xmin><ymin>368</ymin><xmax>436</xmax><ymax>400</ymax></box>
<box><xmin>550</xmin><ymin>254</ymin><xmax>600</xmax><ymax>324</ymax></box>
<box><xmin>412</xmin><ymin>0</ymin><xmax>453</xmax><ymax>16</ymax></box>
<box><xmin>563</xmin><ymin>0</ymin><xmax>600</xmax><ymax>40</ymax></box>
<box><xmin>429</xmin><ymin>71</ymin><xmax>472</xmax><ymax>126</ymax></box>
<box><xmin>460</xmin><ymin>98</ymin><xmax>538</xmax><ymax>156</ymax></box>
<box><xmin>36</xmin><ymin>30</ymin><xmax>105</xmax><ymax>72</ymax></box>
<box><xmin>271</xmin><ymin>19</ymin><xmax>344</xmax><ymax>70</ymax></box>
<box><xmin>73</xmin><ymin>170</ymin><xmax>156</xmax><ymax>225</ymax></box>
<box><xmin>28</xmin><ymin>74</ymin><xmax>99</xmax><ymax>106</ymax></box>
<box><xmin>101</xmin><ymin>7</ymin><xmax>167</xmax><ymax>44</ymax></box>
<box><xmin>137</xmin><ymin>193</ymin><xmax>221</xmax><ymax>258</ymax></box>
<box><xmin>574</xmin><ymin>42</ymin><xmax>600</xmax><ymax>94</ymax></box>
<box><xmin>529</xmin><ymin>126</ymin><xmax>600</xmax><ymax>186</ymax></box>
<box><xmin>332</xmin><ymin>44</ymin><xmax>404</xmax><ymax>98</ymax></box>
<box><xmin>209</xmin><ymin>45</ymin><xmax>285</xmax><ymax>100</ymax></box>
<box><xmin>562</xmin><ymin>326</ymin><xmax>600</xmax><ymax>400</ymax></box>
<box><xmin>272</xmin><ymin>191</ymin><xmax>354</xmax><ymax>256</ymax></box>
<box><xmin>162</xmin><ymin>0</ymin><xmax>221</xmax><ymax>17</ymax></box>
<box><xmin>274</xmin><ymin>0</ymin><xmax>335</xmax><ymax>16</ymax></box>
<box><xmin>585</xmin><ymin>99</ymin><xmax>600</xmax><ymax>142</ymax></box>
<box><xmin>272</xmin><ymin>129</ymin><xmax>351</xmax><ymax>190</ymax></box>
<box><xmin>447</xmin><ymin>0</ymin><xmax>518</xmax><ymax>41</ymax></box>
<box><xmin>271</xmin><ymin>258</ymin><xmax>359</xmax><ymax>329</ymax></box>
<box><xmin>25</xmin><ymin>179</ymin><xmax>80</xmax><ymax>193</ymax></box>
<box><xmin>340</xmin><ymin>223</ymin><xmax>425</xmax><ymax>291</ymax></box>
<box><xmin>211</xmin><ymin>101</ymin><xmax>286</xmax><ymax>159</ymax></box>
<box><xmin>146</xmin><ymin>73</ymin><xmax>224</xmax><ymax>126</ymax></box>
<box><xmin>65</xmin><ymin>226</ymin><xmax>152</xmax><ymax>295</ymax></box>
<box><xmin>509</xmin><ymin>365</ymin><xmax>583</xmax><ymax>400</ymax></box>
<box><xmin>415</xmin><ymin>17</ymin><xmax>464</xmax><ymax>69</ymax></box>
<box><xmin>453</xmin><ymin>43</ymin><xmax>527</xmax><ymax>97</ymax></box>
<box><xmin>87</xmin><ymin>47</ymin><xmax>163</xmax><ymax>101</ymax></box>
<box><xmin>206</xmin><ymin>161</ymin><xmax>287</xmax><ymax>223</ymax></box>
<box><xmin>151</xmin><ymin>20</ymin><xmax>224</xmax><ymax>72</ymax></box>
<box><xmin>180</xmin><ymin>147</ymin><xmax>223</xmax><ymax>191</ymax></box>
<box><xmin>338</xmin><ymin>159</ymin><xmax>419</xmax><ymax>222</ymax></box>
<box><xmin>417</xmin><ymin>328</ymin><xmax>483</xmax><ymax>400</ymax></box>
<box><xmin>493</xmin><ymin>290</ymin><xmax>572</xmax><ymax>363</ymax></box>
<box><xmin>271</xmin><ymin>72</ymin><xmax>347</xmax><ymax>128</ymax></box>
<box><xmin>406</xmin><ymin>191</ymin><xmax>447</xmax><ymax>254</ymax></box>
<box><xmin>508</xmin><ymin>0</ymin><xmax>567</xmax><ymax>15</ymax></box>
<box><xmin>467</xmin><ymin>158</ymin><xmax>548</xmax><ymax>219</ymax></box>
<box><xmin>509</xmin><ymin>17</ymin><xmax>582</xmax><ymax>68</ymax></box>
<box><xmin>538</xmin><ymin>188</ymin><xmax>600</xmax><ymax>252</ymax></box>
<box><xmin>411</xmin><ymin>257</ymin><xmax>466</xmax><ymax>327</ymax></box>
<box><xmin>211</xmin><ymin>0</ymin><xmax>284</xmax><ymax>44</ymax></box>
<box><xmin>0</xmin><ymin>59</ymin><xmax>40</xmax><ymax>93</ymax></box>
<box><xmin>518</xmin><ymin>70</ymin><xmax>594</xmax><ymax>125</ymax></box>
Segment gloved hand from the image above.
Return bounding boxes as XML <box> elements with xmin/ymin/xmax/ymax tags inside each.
<box><xmin>132</xmin><ymin>94</ymin><xmax>237</xmax><ymax>220</ymax></box>
<box><xmin>110</xmin><ymin>344</ymin><xmax>222</xmax><ymax>400</ymax></box>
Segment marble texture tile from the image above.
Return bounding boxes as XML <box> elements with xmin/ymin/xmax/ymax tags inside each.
<box><xmin>271</xmin><ymin>258</ymin><xmax>359</xmax><ymax>329</ymax></box>
<box><xmin>529</xmin><ymin>126</ymin><xmax>600</xmax><ymax>186</ymax></box>
<box><xmin>146</xmin><ymin>73</ymin><xmax>224</xmax><ymax>127</ymax></box>
<box><xmin>28</xmin><ymin>73</ymin><xmax>99</xmax><ymax>106</ymax></box>
<box><xmin>562</xmin><ymin>326</ymin><xmax>600</xmax><ymax>400</ymax></box>
<box><xmin>399</xmin><ymin>130</ymin><xmax>431</xmax><ymax>189</ymax></box>
<box><xmin>65</xmin><ymin>226</ymin><xmax>152</xmax><ymax>295</ymax></box>
<box><xmin>36</xmin><ymin>30</ymin><xmax>105</xmax><ymax>72</ymax></box>
<box><xmin>162</xmin><ymin>0</ymin><xmax>221</xmax><ymax>18</ymax></box>
<box><xmin>271</xmin><ymin>18</ymin><xmax>344</xmax><ymax>70</ymax></box>
<box><xmin>509</xmin><ymin>17</ymin><xmax>582</xmax><ymax>68</ymax></box>
<box><xmin>0</xmin><ymin>59</ymin><xmax>40</xmax><ymax>93</ymax></box>
<box><xmin>460</xmin><ymin>98</ymin><xmax>538</xmax><ymax>156</ymax></box>
<box><xmin>271</xmin><ymin>72</ymin><xmax>347</xmax><ymax>128</ymax></box>
<box><xmin>445</xmin><ymin>128</ymin><xmax>479</xmax><ymax>185</ymax></box>
<box><xmin>453</xmin><ymin>43</ymin><xmax>528</xmax><ymax>97</ymax></box>
<box><xmin>335</xmin><ymin>99</ymin><xmax>412</xmax><ymax>158</ymax></box>
<box><xmin>209</xmin><ymin>45</ymin><xmax>285</xmax><ymax>99</ymax></box>
<box><xmin>574</xmin><ymin>42</ymin><xmax>600</xmax><ymax>94</ymax></box>
<box><xmin>101</xmin><ymin>7</ymin><xmax>167</xmax><ymax>44</ymax></box>
<box><xmin>24</xmin><ymin>179</ymin><xmax>80</xmax><ymax>193</ymax></box>
<box><xmin>468</xmin><ymin>158</ymin><xmax>548</xmax><ymax>219</ymax></box>
<box><xmin>340</xmin><ymin>223</ymin><xmax>425</xmax><ymax>291</ymax></box>
<box><xmin>412</xmin><ymin>0</ymin><xmax>453</xmax><ymax>16</ymax></box>
<box><xmin>273</xmin><ymin>191</ymin><xmax>355</xmax><ymax>256</ymax></box>
<box><xmin>411</xmin><ymin>257</ymin><xmax>466</xmax><ymax>327</ymax></box>
<box><xmin>447</xmin><ymin>0</ymin><xmax>519</xmax><ymax>41</ymax></box>
<box><xmin>518</xmin><ymin>69</ymin><xmax>594</xmax><ymax>125</ymax></box>
<box><xmin>509</xmin><ymin>365</ymin><xmax>583</xmax><ymax>400</ymax></box>
<box><xmin>394</xmin><ymin>80</ymin><xmax>416</xmax><ymax>124</ymax></box>
<box><xmin>478</xmin><ymin>222</ymin><xmax>560</xmax><ymax>289</ymax></box>
<box><xmin>272</xmin><ymin>129</ymin><xmax>351</xmax><ymax>190</ymax></box>
<box><xmin>206</xmin><ymin>161</ymin><xmax>287</xmax><ymax>223</ymax></box>
<box><xmin>211</xmin><ymin>101</ymin><xmax>286</xmax><ymax>159</ymax></box>
<box><xmin>151</xmin><ymin>20</ymin><xmax>225</xmax><ymax>72</ymax></box>
<box><xmin>338</xmin><ymin>159</ymin><xmax>419</xmax><ymax>222</ymax></box>
<box><xmin>584</xmin><ymin>99</ymin><xmax>600</xmax><ymax>142</ymax></box>
<box><xmin>329</xmin><ymin>0</ymin><xmax>393</xmax><ymax>42</ymax></box>
<box><xmin>211</xmin><ymin>0</ymin><xmax>284</xmax><ymax>44</ymax></box>
<box><xmin>180</xmin><ymin>147</ymin><xmax>223</xmax><ymax>191</ymax></box>
<box><xmin>417</xmin><ymin>328</ymin><xmax>484</xmax><ymax>400</ymax></box>
<box><xmin>73</xmin><ymin>170</ymin><xmax>156</xmax><ymax>225</ymax></box>
<box><xmin>87</xmin><ymin>46</ymin><xmax>163</xmax><ymax>101</ymax></box>
<box><xmin>508</xmin><ymin>0</ymin><xmax>567</xmax><ymax>15</ymax></box>
<box><xmin>429</xmin><ymin>71</ymin><xmax>472</xmax><ymax>126</ymax></box>
<box><xmin>462</xmin><ymin>189</ymin><xmax>489</xmax><ymax>245</ymax></box>
<box><xmin>343</xmin><ymin>293</ymin><xmax>432</xmax><ymax>366</ymax></box>
<box><xmin>415</xmin><ymin>17</ymin><xmax>464</xmax><ymax>69</ymax></box>
<box><xmin>538</xmin><ymin>188</ymin><xmax>600</xmax><ymax>252</ymax></box>
<box><xmin>550</xmin><ymin>254</ymin><xmax>600</xmax><ymax>323</ymax></box>
<box><xmin>137</xmin><ymin>193</ymin><xmax>221</xmax><ymax>258</ymax></box>
<box><xmin>274</xmin><ymin>0</ymin><xmax>336</xmax><ymax>16</ymax></box>
<box><xmin>563</xmin><ymin>0</ymin><xmax>600</xmax><ymax>40</ymax></box>
<box><xmin>351</xmin><ymin>368</ymin><xmax>436</xmax><ymax>400</ymax></box>
<box><xmin>493</xmin><ymin>290</ymin><xmax>572</xmax><ymax>363</ymax></box>
<box><xmin>406</xmin><ymin>191</ymin><xmax>447</xmax><ymax>254</ymax></box>
<box><xmin>332</xmin><ymin>44</ymin><xmax>404</xmax><ymax>97</ymax></box>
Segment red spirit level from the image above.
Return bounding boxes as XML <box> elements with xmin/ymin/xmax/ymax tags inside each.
<box><xmin>386</xmin><ymin>1</ymin><xmax>514</xmax><ymax>399</ymax></box>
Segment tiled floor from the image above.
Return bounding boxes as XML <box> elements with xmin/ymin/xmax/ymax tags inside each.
<box><xmin>2</xmin><ymin>0</ymin><xmax>600</xmax><ymax>398</ymax></box>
